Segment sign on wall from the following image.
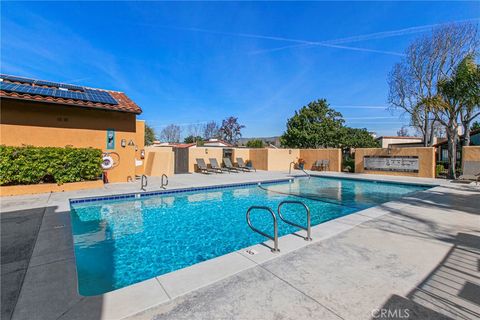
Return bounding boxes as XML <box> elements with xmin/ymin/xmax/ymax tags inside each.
<box><xmin>106</xmin><ymin>129</ymin><xmax>115</xmax><ymax>150</ymax></box>
<box><xmin>364</xmin><ymin>156</ymin><xmax>419</xmax><ymax>173</ymax></box>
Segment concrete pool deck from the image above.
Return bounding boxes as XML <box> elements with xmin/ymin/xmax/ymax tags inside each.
<box><xmin>1</xmin><ymin>171</ymin><xmax>479</xmax><ymax>319</ymax></box>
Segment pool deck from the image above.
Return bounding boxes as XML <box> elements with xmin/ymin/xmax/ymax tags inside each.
<box><xmin>1</xmin><ymin>171</ymin><xmax>479</xmax><ymax>320</ymax></box>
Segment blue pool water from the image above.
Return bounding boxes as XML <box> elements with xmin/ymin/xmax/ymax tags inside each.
<box><xmin>70</xmin><ymin>177</ymin><xmax>428</xmax><ymax>296</ymax></box>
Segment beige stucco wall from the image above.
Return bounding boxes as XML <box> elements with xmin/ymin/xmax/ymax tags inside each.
<box><xmin>0</xmin><ymin>180</ymin><xmax>103</xmax><ymax>197</ymax></box>
<box><xmin>266</xmin><ymin>149</ymin><xmax>300</xmax><ymax>171</ymax></box>
<box><xmin>462</xmin><ymin>146</ymin><xmax>480</xmax><ymax>162</ymax></box>
<box><xmin>249</xmin><ymin>149</ymin><xmax>268</xmax><ymax>170</ymax></box>
<box><xmin>355</xmin><ymin>147</ymin><xmax>435</xmax><ymax>178</ymax></box>
<box><xmin>144</xmin><ymin>148</ymin><xmax>174</xmax><ymax>177</ymax></box>
<box><xmin>300</xmin><ymin>149</ymin><xmax>341</xmax><ymax>172</ymax></box>
<box><xmin>233</xmin><ymin>148</ymin><xmax>251</xmax><ymax>164</ymax></box>
<box><xmin>0</xmin><ymin>100</ymin><xmax>144</xmax><ymax>183</ymax></box>
<box><xmin>230</xmin><ymin>148</ymin><xmax>342</xmax><ymax>172</ymax></box>
<box><xmin>188</xmin><ymin>147</ymin><xmax>224</xmax><ymax>172</ymax></box>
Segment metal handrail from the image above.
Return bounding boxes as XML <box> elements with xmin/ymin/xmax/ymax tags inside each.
<box><xmin>289</xmin><ymin>161</ymin><xmax>295</xmax><ymax>174</ymax></box>
<box><xmin>277</xmin><ymin>200</ymin><xmax>312</xmax><ymax>241</ymax></box>
<box><xmin>141</xmin><ymin>175</ymin><xmax>148</xmax><ymax>191</ymax></box>
<box><xmin>161</xmin><ymin>174</ymin><xmax>168</xmax><ymax>189</ymax></box>
<box><xmin>289</xmin><ymin>161</ymin><xmax>310</xmax><ymax>178</ymax></box>
<box><xmin>301</xmin><ymin>168</ymin><xmax>311</xmax><ymax>179</ymax></box>
<box><xmin>246</xmin><ymin>206</ymin><xmax>280</xmax><ymax>253</ymax></box>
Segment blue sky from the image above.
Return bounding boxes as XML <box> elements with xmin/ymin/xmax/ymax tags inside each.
<box><xmin>1</xmin><ymin>1</ymin><xmax>479</xmax><ymax>138</ymax></box>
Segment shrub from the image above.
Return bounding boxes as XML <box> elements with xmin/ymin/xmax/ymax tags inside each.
<box><xmin>435</xmin><ymin>164</ymin><xmax>445</xmax><ymax>177</ymax></box>
<box><xmin>246</xmin><ymin>139</ymin><xmax>264</xmax><ymax>148</ymax></box>
<box><xmin>343</xmin><ymin>157</ymin><xmax>355</xmax><ymax>172</ymax></box>
<box><xmin>0</xmin><ymin>145</ymin><xmax>103</xmax><ymax>186</ymax></box>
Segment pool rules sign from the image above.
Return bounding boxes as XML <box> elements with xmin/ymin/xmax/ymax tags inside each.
<box><xmin>364</xmin><ymin>156</ymin><xmax>419</xmax><ymax>173</ymax></box>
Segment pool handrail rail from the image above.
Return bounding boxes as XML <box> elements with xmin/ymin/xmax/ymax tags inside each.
<box><xmin>277</xmin><ymin>200</ymin><xmax>312</xmax><ymax>241</ymax></box>
<box><xmin>246</xmin><ymin>206</ymin><xmax>279</xmax><ymax>252</ymax></box>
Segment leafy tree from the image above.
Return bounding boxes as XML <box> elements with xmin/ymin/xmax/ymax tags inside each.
<box><xmin>342</xmin><ymin>127</ymin><xmax>379</xmax><ymax>150</ymax></box>
<box><xmin>388</xmin><ymin>22</ymin><xmax>478</xmax><ymax>146</ymax></box>
<box><xmin>144</xmin><ymin>123</ymin><xmax>156</xmax><ymax>146</ymax></box>
<box><xmin>203</xmin><ymin>121</ymin><xmax>220</xmax><ymax>140</ymax></box>
<box><xmin>281</xmin><ymin>99</ymin><xmax>345</xmax><ymax>148</ymax></box>
<box><xmin>219</xmin><ymin>117</ymin><xmax>245</xmax><ymax>145</ymax></box>
<box><xmin>160</xmin><ymin>124</ymin><xmax>181</xmax><ymax>143</ymax></box>
<box><xmin>246</xmin><ymin>139</ymin><xmax>264</xmax><ymax>148</ymax></box>
<box><xmin>431</xmin><ymin>55</ymin><xmax>479</xmax><ymax>178</ymax></box>
<box><xmin>456</xmin><ymin>55</ymin><xmax>480</xmax><ymax>146</ymax></box>
<box><xmin>471</xmin><ymin>121</ymin><xmax>480</xmax><ymax>131</ymax></box>
<box><xmin>184</xmin><ymin>135</ymin><xmax>203</xmax><ymax>144</ymax></box>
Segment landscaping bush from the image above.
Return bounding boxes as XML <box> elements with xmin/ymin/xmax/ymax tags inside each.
<box><xmin>435</xmin><ymin>164</ymin><xmax>445</xmax><ymax>177</ymax></box>
<box><xmin>343</xmin><ymin>157</ymin><xmax>355</xmax><ymax>172</ymax></box>
<box><xmin>0</xmin><ymin>145</ymin><xmax>103</xmax><ymax>186</ymax></box>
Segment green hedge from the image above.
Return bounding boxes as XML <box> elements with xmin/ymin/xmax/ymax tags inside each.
<box><xmin>0</xmin><ymin>145</ymin><xmax>103</xmax><ymax>186</ymax></box>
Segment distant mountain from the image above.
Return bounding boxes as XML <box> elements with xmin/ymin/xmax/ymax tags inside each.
<box><xmin>237</xmin><ymin>136</ymin><xmax>281</xmax><ymax>147</ymax></box>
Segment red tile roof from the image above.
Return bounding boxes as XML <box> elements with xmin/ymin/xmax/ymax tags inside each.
<box><xmin>0</xmin><ymin>77</ymin><xmax>142</xmax><ymax>114</ymax></box>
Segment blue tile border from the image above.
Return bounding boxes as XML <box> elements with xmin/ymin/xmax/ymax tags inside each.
<box><xmin>309</xmin><ymin>174</ymin><xmax>438</xmax><ymax>188</ymax></box>
<box><xmin>69</xmin><ymin>174</ymin><xmax>436</xmax><ymax>206</ymax></box>
<box><xmin>69</xmin><ymin>178</ymin><xmax>293</xmax><ymax>205</ymax></box>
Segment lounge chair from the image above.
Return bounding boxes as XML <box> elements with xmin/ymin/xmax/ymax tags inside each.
<box><xmin>195</xmin><ymin>158</ymin><xmax>217</xmax><ymax>174</ymax></box>
<box><xmin>236</xmin><ymin>157</ymin><xmax>256</xmax><ymax>172</ymax></box>
<box><xmin>458</xmin><ymin>161</ymin><xmax>480</xmax><ymax>184</ymax></box>
<box><xmin>209</xmin><ymin>158</ymin><xmax>228</xmax><ymax>173</ymax></box>
<box><xmin>223</xmin><ymin>158</ymin><xmax>240</xmax><ymax>172</ymax></box>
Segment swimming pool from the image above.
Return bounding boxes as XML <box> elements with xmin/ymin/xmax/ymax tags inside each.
<box><xmin>70</xmin><ymin>176</ymin><xmax>429</xmax><ymax>296</ymax></box>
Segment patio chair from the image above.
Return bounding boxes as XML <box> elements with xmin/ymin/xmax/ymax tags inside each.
<box><xmin>458</xmin><ymin>161</ymin><xmax>480</xmax><ymax>184</ymax></box>
<box><xmin>312</xmin><ymin>160</ymin><xmax>329</xmax><ymax>171</ymax></box>
<box><xmin>322</xmin><ymin>159</ymin><xmax>330</xmax><ymax>171</ymax></box>
<box><xmin>195</xmin><ymin>158</ymin><xmax>217</xmax><ymax>174</ymax></box>
<box><xmin>312</xmin><ymin>160</ymin><xmax>322</xmax><ymax>171</ymax></box>
<box><xmin>209</xmin><ymin>158</ymin><xmax>228</xmax><ymax>173</ymax></box>
<box><xmin>223</xmin><ymin>158</ymin><xmax>241</xmax><ymax>172</ymax></box>
<box><xmin>236</xmin><ymin>157</ymin><xmax>256</xmax><ymax>172</ymax></box>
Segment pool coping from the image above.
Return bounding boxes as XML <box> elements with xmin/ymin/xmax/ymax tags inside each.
<box><xmin>69</xmin><ymin>178</ymin><xmax>294</xmax><ymax>204</ymax></box>
<box><xmin>56</xmin><ymin>174</ymin><xmax>441</xmax><ymax>319</ymax></box>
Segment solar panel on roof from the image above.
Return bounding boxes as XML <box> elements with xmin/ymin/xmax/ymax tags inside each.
<box><xmin>0</xmin><ymin>82</ymin><xmax>118</xmax><ymax>105</ymax></box>
<box><xmin>0</xmin><ymin>74</ymin><xmax>85</xmax><ymax>92</ymax></box>
<box><xmin>0</xmin><ymin>74</ymin><xmax>35</xmax><ymax>85</ymax></box>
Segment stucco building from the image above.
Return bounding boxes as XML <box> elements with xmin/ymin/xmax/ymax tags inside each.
<box><xmin>0</xmin><ymin>74</ymin><xmax>145</xmax><ymax>183</ymax></box>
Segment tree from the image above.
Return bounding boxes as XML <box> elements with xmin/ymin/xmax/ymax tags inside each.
<box><xmin>342</xmin><ymin>127</ymin><xmax>380</xmax><ymax>151</ymax></box>
<box><xmin>184</xmin><ymin>135</ymin><xmax>203</xmax><ymax>144</ymax></box>
<box><xmin>472</xmin><ymin>121</ymin><xmax>480</xmax><ymax>130</ymax></box>
<box><xmin>455</xmin><ymin>55</ymin><xmax>480</xmax><ymax>146</ymax></box>
<box><xmin>187</xmin><ymin>123</ymin><xmax>204</xmax><ymax>139</ymax></box>
<box><xmin>246</xmin><ymin>139</ymin><xmax>264</xmax><ymax>148</ymax></box>
<box><xmin>203</xmin><ymin>121</ymin><xmax>220</xmax><ymax>140</ymax></box>
<box><xmin>432</xmin><ymin>55</ymin><xmax>479</xmax><ymax>178</ymax></box>
<box><xmin>144</xmin><ymin>123</ymin><xmax>156</xmax><ymax>146</ymax></box>
<box><xmin>397</xmin><ymin>126</ymin><xmax>409</xmax><ymax>137</ymax></box>
<box><xmin>281</xmin><ymin>99</ymin><xmax>345</xmax><ymax>148</ymax></box>
<box><xmin>219</xmin><ymin>117</ymin><xmax>245</xmax><ymax>145</ymax></box>
<box><xmin>388</xmin><ymin>22</ymin><xmax>478</xmax><ymax>147</ymax></box>
<box><xmin>160</xmin><ymin>124</ymin><xmax>181</xmax><ymax>143</ymax></box>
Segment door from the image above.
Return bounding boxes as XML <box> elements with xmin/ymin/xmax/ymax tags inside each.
<box><xmin>223</xmin><ymin>148</ymin><xmax>233</xmax><ymax>164</ymax></box>
<box><xmin>174</xmin><ymin>148</ymin><xmax>189</xmax><ymax>174</ymax></box>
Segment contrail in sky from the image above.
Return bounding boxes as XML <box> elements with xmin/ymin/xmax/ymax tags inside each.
<box><xmin>166</xmin><ymin>18</ymin><xmax>479</xmax><ymax>56</ymax></box>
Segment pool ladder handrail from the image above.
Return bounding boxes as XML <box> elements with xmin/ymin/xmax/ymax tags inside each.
<box><xmin>246</xmin><ymin>206</ymin><xmax>280</xmax><ymax>253</ymax></box>
<box><xmin>288</xmin><ymin>161</ymin><xmax>310</xmax><ymax>178</ymax></box>
<box><xmin>161</xmin><ymin>174</ymin><xmax>169</xmax><ymax>189</ymax></box>
<box><xmin>277</xmin><ymin>200</ymin><xmax>312</xmax><ymax>241</ymax></box>
<box><xmin>141</xmin><ymin>175</ymin><xmax>148</xmax><ymax>191</ymax></box>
